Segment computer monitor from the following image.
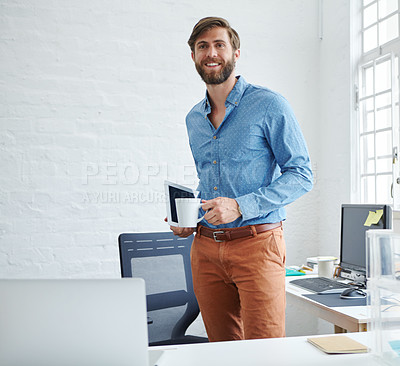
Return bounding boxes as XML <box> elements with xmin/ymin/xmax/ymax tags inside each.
<box><xmin>339</xmin><ymin>204</ymin><xmax>392</xmax><ymax>281</ymax></box>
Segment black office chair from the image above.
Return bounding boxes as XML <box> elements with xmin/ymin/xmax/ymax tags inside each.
<box><xmin>118</xmin><ymin>232</ymin><xmax>208</xmax><ymax>346</ymax></box>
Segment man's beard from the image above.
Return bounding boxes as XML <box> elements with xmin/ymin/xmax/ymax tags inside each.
<box><xmin>195</xmin><ymin>54</ymin><xmax>235</xmax><ymax>85</ymax></box>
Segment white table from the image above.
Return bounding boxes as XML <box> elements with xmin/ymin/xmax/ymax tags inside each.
<box><xmin>151</xmin><ymin>332</ymin><xmax>381</xmax><ymax>366</ymax></box>
<box><xmin>286</xmin><ymin>276</ymin><xmax>369</xmax><ymax>332</ymax></box>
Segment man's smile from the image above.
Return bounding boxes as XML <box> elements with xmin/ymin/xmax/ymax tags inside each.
<box><xmin>205</xmin><ymin>62</ymin><xmax>221</xmax><ymax>67</ymax></box>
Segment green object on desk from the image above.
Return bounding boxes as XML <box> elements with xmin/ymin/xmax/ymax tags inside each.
<box><xmin>285</xmin><ymin>267</ymin><xmax>306</xmax><ymax>276</ymax></box>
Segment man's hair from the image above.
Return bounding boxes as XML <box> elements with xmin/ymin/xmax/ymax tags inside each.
<box><xmin>188</xmin><ymin>17</ymin><xmax>240</xmax><ymax>53</ymax></box>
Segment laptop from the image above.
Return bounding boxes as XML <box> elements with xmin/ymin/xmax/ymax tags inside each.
<box><xmin>0</xmin><ymin>278</ymin><xmax>164</xmax><ymax>366</ymax></box>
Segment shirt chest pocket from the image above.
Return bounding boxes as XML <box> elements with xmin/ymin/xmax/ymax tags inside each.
<box><xmin>224</xmin><ymin>128</ymin><xmax>270</xmax><ymax>163</ymax></box>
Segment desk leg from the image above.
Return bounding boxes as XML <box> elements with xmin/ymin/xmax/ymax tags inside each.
<box><xmin>334</xmin><ymin>325</ymin><xmax>346</xmax><ymax>333</ymax></box>
<box><xmin>334</xmin><ymin>323</ymin><xmax>367</xmax><ymax>333</ymax></box>
<box><xmin>358</xmin><ymin>323</ymin><xmax>367</xmax><ymax>332</ymax></box>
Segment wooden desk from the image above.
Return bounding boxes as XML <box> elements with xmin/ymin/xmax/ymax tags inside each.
<box><xmin>286</xmin><ymin>276</ymin><xmax>369</xmax><ymax>332</ymax></box>
<box><xmin>151</xmin><ymin>332</ymin><xmax>380</xmax><ymax>366</ymax></box>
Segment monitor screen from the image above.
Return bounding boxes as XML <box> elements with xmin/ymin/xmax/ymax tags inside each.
<box><xmin>340</xmin><ymin>204</ymin><xmax>392</xmax><ymax>274</ymax></box>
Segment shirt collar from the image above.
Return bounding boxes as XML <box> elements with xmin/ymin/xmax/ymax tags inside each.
<box><xmin>203</xmin><ymin>75</ymin><xmax>247</xmax><ymax>112</ymax></box>
<box><xmin>226</xmin><ymin>75</ymin><xmax>246</xmax><ymax>106</ymax></box>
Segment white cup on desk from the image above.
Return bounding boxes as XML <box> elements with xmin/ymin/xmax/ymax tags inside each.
<box><xmin>175</xmin><ymin>198</ymin><xmax>205</xmax><ymax>227</ymax></box>
<box><xmin>317</xmin><ymin>256</ymin><xmax>337</xmax><ymax>278</ymax></box>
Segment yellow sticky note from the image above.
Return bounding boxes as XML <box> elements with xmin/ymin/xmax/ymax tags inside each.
<box><xmin>364</xmin><ymin>209</ymin><xmax>383</xmax><ymax>227</ymax></box>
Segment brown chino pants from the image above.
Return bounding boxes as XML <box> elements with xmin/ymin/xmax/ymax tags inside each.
<box><xmin>191</xmin><ymin>225</ymin><xmax>286</xmax><ymax>342</ymax></box>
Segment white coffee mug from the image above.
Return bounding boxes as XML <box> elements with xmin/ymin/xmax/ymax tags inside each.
<box><xmin>317</xmin><ymin>256</ymin><xmax>336</xmax><ymax>278</ymax></box>
<box><xmin>175</xmin><ymin>198</ymin><xmax>205</xmax><ymax>228</ymax></box>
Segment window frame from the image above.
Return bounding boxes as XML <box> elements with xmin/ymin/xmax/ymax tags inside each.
<box><xmin>353</xmin><ymin>0</ymin><xmax>400</xmax><ymax>209</ymax></box>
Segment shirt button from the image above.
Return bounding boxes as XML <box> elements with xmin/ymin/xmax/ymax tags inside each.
<box><xmin>235</xmin><ymin>102</ymin><xmax>238</xmax><ymax>105</ymax></box>
<box><xmin>214</xmin><ymin>186</ymin><xmax>218</xmax><ymax>191</ymax></box>
<box><xmin>213</xmin><ymin>160</ymin><xmax>217</xmax><ymax>164</ymax></box>
<box><xmin>213</xmin><ymin>136</ymin><xmax>217</xmax><ymax>140</ymax></box>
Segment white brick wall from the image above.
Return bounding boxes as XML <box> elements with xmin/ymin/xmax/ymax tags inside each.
<box><xmin>0</xmin><ymin>0</ymin><xmax>349</xmax><ymax>286</ymax></box>
<box><xmin>1</xmin><ymin>0</ymin><xmax>353</xmax><ymax>336</ymax></box>
<box><xmin>1</xmin><ymin>0</ymin><xmax>325</xmax><ymax>279</ymax></box>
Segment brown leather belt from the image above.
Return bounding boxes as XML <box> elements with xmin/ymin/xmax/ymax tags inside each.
<box><xmin>198</xmin><ymin>222</ymin><xmax>282</xmax><ymax>242</ymax></box>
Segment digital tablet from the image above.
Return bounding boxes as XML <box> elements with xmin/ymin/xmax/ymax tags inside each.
<box><xmin>164</xmin><ymin>180</ymin><xmax>198</xmax><ymax>227</ymax></box>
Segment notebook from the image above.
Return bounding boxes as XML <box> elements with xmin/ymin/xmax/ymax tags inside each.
<box><xmin>307</xmin><ymin>335</ymin><xmax>368</xmax><ymax>354</ymax></box>
<box><xmin>0</xmin><ymin>278</ymin><xmax>164</xmax><ymax>366</ymax></box>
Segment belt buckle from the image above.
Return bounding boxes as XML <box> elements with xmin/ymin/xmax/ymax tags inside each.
<box><xmin>212</xmin><ymin>231</ymin><xmax>225</xmax><ymax>242</ymax></box>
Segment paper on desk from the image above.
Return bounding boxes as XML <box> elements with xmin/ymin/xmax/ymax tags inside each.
<box><xmin>389</xmin><ymin>340</ymin><xmax>400</xmax><ymax>356</ymax></box>
<box><xmin>307</xmin><ymin>335</ymin><xmax>368</xmax><ymax>354</ymax></box>
<box><xmin>364</xmin><ymin>210</ymin><xmax>383</xmax><ymax>227</ymax></box>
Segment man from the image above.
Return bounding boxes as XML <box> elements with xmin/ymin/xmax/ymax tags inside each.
<box><xmin>170</xmin><ymin>17</ymin><xmax>313</xmax><ymax>342</ymax></box>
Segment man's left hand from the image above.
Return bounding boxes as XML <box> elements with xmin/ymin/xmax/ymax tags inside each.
<box><xmin>202</xmin><ymin>197</ymin><xmax>241</xmax><ymax>226</ymax></box>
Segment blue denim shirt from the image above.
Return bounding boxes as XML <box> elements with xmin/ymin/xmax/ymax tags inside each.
<box><xmin>186</xmin><ymin>76</ymin><xmax>313</xmax><ymax>228</ymax></box>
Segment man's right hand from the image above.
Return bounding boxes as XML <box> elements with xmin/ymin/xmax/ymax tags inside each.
<box><xmin>170</xmin><ymin>226</ymin><xmax>195</xmax><ymax>237</ymax></box>
<box><xmin>164</xmin><ymin>218</ymin><xmax>195</xmax><ymax>238</ymax></box>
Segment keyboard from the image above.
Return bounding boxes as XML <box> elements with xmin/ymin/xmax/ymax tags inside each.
<box><xmin>290</xmin><ymin>277</ymin><xmax>352</xmax><ymax>294</ymax></box>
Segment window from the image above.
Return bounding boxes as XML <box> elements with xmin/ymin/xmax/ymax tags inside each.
<box><xmin>356</xmin><ymin>0</ymin><xmax>400</xmax><ymax>208</ymax></box>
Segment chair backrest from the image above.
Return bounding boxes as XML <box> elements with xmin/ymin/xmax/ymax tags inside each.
<box><xmin>118</xmin><ymin>232</ymin><xmax>200</xmax><ymax>345</ymax></box>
